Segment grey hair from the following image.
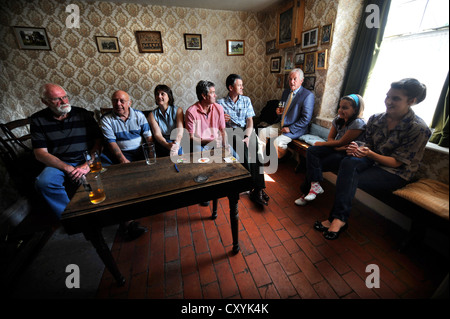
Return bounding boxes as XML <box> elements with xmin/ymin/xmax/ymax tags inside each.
<box><xmin>39</xmin><ymin>83</ymin><xmax>67</xmax><ymax>99</ymax></box>
<box><xmin>290</xmin><ymin>68</ymin><xmax>304</xmax><ymax>80</ymax></box>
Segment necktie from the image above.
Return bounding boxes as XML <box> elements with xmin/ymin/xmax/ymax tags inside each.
<box><xmin>281</xmin><ymin>91</ymin><xmax>294</xmax><ymax>127</ymax></box>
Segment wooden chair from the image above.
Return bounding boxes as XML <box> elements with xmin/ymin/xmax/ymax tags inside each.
<box><xmin>1</xmin><ymin>118</ymin><xmax>57</xmax><ymax>290</ymax></box>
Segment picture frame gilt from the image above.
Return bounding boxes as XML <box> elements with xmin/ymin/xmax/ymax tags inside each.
<box><xmin>316</xmin><ymin>49</ymin><xmax>328</xmax><ymax>70</ymax></box>
<box><xmin>135</xmin><ymin>30</ymin><xmax>163</xmax><ymax>53</ymax></box>
<box><xmin>276</xmin><ymin>0</ymin><xmax>305</xmax><ymax>49</ymax></box>
<box><xmin>226</xmin><ymin>40</ymin><xmax>245</xmax><ymax>56</ymax></box>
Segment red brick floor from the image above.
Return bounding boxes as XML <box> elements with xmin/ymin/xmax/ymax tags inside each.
<box><xmin>95</xmin><ymin>159</ymin><xmax>448</xmax><ymax>299</ymax></box>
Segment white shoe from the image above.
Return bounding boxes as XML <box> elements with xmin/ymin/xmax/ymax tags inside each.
<box><xmin>294</xmin><ymin>196</ymin><xmax>307</xmax><ymax>206</ymax></box>
<box><xmin>304</xmin><ymin>186</ymin><xmax>324</xmax><ymax>201</ymax></box>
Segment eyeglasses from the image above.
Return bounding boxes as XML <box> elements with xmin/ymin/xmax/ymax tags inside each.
<box><xmin>46</xmin><ymin>95</ymin><xmax>69</xmax><ymax>102</ymax></box>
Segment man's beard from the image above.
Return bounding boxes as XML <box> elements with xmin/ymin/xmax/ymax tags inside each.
<box><xmin>52</xmin><ymin>103</ymin><xmax>72</xmax><ymax>116</ymax></box>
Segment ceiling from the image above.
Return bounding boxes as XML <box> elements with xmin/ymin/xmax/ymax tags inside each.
<box><xmin>88</xmin><ymin>0</ymin><xmax>285</xmax><ymax>12</ymax></box>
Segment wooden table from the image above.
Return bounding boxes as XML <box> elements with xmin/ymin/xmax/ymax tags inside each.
<box><xmin>61</xmin><ymin>153</ymin><xmax>252</xmax><ymax>286</ymax></box>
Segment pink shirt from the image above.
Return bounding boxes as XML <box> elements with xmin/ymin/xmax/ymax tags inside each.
<box><xmin>185</xmin><ymin>102</ymin><xmax>226</xmax><ymax>141</ymax></box>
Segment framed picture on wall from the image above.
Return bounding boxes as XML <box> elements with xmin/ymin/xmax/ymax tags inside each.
<box><xmin>301</xmin><ymin>27</ymin><xmax>319</xmax><ymax>50</ymax></box>
<box><xmin>304</xmin><ymin>52</ymin><xmax>316</xmax><ymax>74</ymax></box>
<box><xmin>266</xmin><ymin>39</ymin><xmax>278</xmax><ymax>55</ymax></box>
<box><xmin>295</xmin><ymin>53</ymin><xmax>305</xmax><ymax>67</ymax></box>
<box><xmin>95</xmin><ymin>36</ymin><xmax>120</xmax><ymax>53</ymax></box>
<box><xmin>321</xmin><ymin>23</ymin><xmax>333</xmax><ymax>45</ymax></box>
<box><xmin>226</xmin><ymin>40</ymin><xmax>245</xmax><ymax>56</ymax></box>
<box><xmin>184</xmin><ymin>33</ymin><xmax>202</xmax><ymax>50</ymax></box>
<box><xmin>13</xmin><ymin>26</ymin><xmax>51</xmax><ymax>50</ymax></box>
<box><xmin>276</xmin><ymin>74</ymin><xmax>284</xmax><ymax>88</ymax></box>
<box><xmin>270</xmin><ymin>56</ymin><xmax>281</xmax><ymax>73</ymax></box>
<box><xmin>284</xmin><ymin>50</ymin><xmax>295</xmax><ymax>71</ymax></box>
<box><xmin>316</xmin><ymin>49</ymin><xmax>328</xmax><ymax>70</ymax></box>
<box><xmin>303</xmin><ymin>76</ymin><xmax>316</xmax><ymax>91</ymax></box>
<box><xmin>135</xmin><ymin>30</ymin><xmax>163</xmax><ymax>53</ymax></box>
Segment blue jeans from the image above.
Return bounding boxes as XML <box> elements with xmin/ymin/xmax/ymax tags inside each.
<box><xmin>301</xmin><ymin>145</ymin><xmax>346</xmax><ymax>194</ymax></box>
<box><xmin>329</xmin><ymin>156</ymin><xmax>408</xmax><ymax>223</ymax></box>
<box><xmin>35</xmin><ymin>161</ymin><xmax>82</xmax><ymax>219</ymax></box>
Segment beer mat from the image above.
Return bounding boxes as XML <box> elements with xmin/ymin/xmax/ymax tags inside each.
<box><xmin>223</xmin><ymin>156</ymin><xmax>237</xmax><ymax>163</ymax></box>
<box><xmin>198</xmin><ymin>158</ymin><xmax>210</xmax><ymax>163</ymax></box>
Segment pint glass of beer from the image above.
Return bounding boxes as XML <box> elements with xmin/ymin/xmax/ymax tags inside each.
<box><xmin>82</xmin><ymin>173</ymin><xmax>106</xmax><ymax>204</ymax></box>
<box><xmin>84</xmin><ymin>151</ymin><xmax>105</xmax><ymax>173</ymax></box>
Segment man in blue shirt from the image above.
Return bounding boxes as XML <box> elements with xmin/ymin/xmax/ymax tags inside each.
<box><xmin>100</xmin><ymin>89</ymin><xmax>151</xmax><ymax>239</ymax></box>
<box><xmin>218</xmin><ymin>74</ymin><xmax>269</xmax><ymax>206</ymax></box>
<box><xmin>101</xmin><ymin>90</ymin><xmax>153</xmax><ymax>163</ymax></box>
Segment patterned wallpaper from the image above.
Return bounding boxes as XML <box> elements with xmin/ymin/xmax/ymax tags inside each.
<box><xmin>0</xmin><ymin>0</ymin><xmax>350</xmax><ymax>124</ymax></box>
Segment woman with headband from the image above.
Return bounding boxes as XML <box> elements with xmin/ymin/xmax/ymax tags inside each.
<box><xmin>295</xmin><ymin>93</ymin><xmax>366</xmax><ymax>206</ymax></box>
<box><xmin>314</xmin><ymin>78</ymin><xmax>431</xmax><ymax>240</ymax></box>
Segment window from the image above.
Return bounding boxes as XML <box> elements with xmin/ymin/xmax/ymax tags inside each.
<box><xmin>363</xmin><ymin>0</ymin><xmax>449</xmax><ymax>125</ymax></box>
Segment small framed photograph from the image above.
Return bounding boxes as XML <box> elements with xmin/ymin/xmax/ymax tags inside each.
<box><xmin>295</xmin><ymin>53</ymin><xmax>305</xmax><ymax>66</ymax></box>
<box><xmin>95</xmin><ymin>36</ymin><xmax>120</xmax><ymax>53</ymax></box>
<box><xmin>284</xmin><ymin>50</ymin><xmax>295</xmax><ymax>71</ymax></box>
<box><xmin>316</xmin><ymin>49</ymin><xmax>328</xmax><ymax>70</ymax></box>
<box><xmin>304</xmin><ymin>52</ymin><xmax>316</xmax><ymax>74</ymax></box>
<box><xmin>301</xmin><ymin>27</ymin><xmax>319</xmax><ymax>50</ymax></box>
<box><xmin>13</xmin><ymin>26</ymin><xmax>51</xmax><ymax>50</ymax></box>
<box><xmin>135</xmin><ymin>30</ymin><xmax>163</xmax><ymax>53</ymax></box>
<box><xmin>276</xmin><ymin>74</ymin><xmax>284</xmax><ymax>88</ymax></box>
<box><xmin>321</xmin><ymin>23</ymin><xmax>333</xmax><ymax>45</ymax></box>
<box><xmin>303</xmin><ymin>76</ymin><xmax>316</xmax><ymax>91</ymax></box>
<box><xmin>266</xmin><ymin>39</ymin><xmax>278</xmax><ymax>55</ymax></box>
<box><xmin>270</xmin><ymin>56</ymin><xmax>282</xmax><ymax>73</ymax></box>
<box><xmin>184</xmin><ymin>33</ymin><xmax>202</xmax><ymax>50</ymax></box>
<box><xmin>226</xmin><ymin>40</ymin><xmax>244</xmax><ymax>56</ymax></box>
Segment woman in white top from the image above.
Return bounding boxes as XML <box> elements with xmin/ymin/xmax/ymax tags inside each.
<box><xmin>295</xmin><ymin>94</ymin><xmax>366</xmax><ymax>206</ymax></box>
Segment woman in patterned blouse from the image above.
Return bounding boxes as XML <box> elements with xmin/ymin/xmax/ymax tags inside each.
<box><xmin>314</xmin><ymin>78</ymin><xmax>431</xmax><ymax>240</ymax></box>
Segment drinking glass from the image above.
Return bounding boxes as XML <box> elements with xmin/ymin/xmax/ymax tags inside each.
<box><xmin>278</xmin><ymin>101</ymin><xmax>285</xmax><ymax>113</ymax></box>
<box><xmin>82</xmin><ymin>173</ymin><xmax>106</xmax><ymax>204</ymax></box>
<box><xmin>84</xmin><ymin>151</ymin><xmax>106</xmax><ymax>173</ymax></box>
<box><xmin>142</xmin><ymin>143</ymin><xmax>156</xmax><ymax>165</ymax></box>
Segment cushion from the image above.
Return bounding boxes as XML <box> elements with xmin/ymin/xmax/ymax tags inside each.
<box><xmin>298</xmin><ymin>134</ymin><xmax>326</xmax><ymax>146</ymax></box>
<box><xmin>309</xmin><ymin>123</ymin><xmax>330</xmax><ymax>140</ymax></box>
<box><xmin>393</xmin><ymin>178</ymin><xmax>449</xmax><ymax>220</ymax></box>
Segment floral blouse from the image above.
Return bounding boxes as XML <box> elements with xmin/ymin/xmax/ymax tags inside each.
<box><xmin>364</xmin><ymin>109</ymin><xmax>431</xmax><ymax>181</ymax></box>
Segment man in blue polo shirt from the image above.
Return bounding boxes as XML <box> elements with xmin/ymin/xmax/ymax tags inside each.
<box><xmin>101</xmin><ymin>90</ymin><xmax>153</xmax><ymax>163</ymax></box>
<box><xmin>217</xmin><ymin>74</ymin><xmax>269</xmax><ymax>206</ymax></box>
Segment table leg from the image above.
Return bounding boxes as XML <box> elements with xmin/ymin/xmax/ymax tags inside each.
<box><xmin>228</xmin><ymin>193</ymin><xmax>240</xmax><ymax>254</ymax></box>
<box><xmin>83</xmin><ymin>227</ymin><xmax>125</xmax><ymax>286</ymax></box>
<box><xmin>211</xmin><ymin>198</ymin><xmax>218</xmax><ymax>220</ymax></box>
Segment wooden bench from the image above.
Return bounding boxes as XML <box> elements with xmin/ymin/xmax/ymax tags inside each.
<box><xmin>288</xmin><ymin>123</ymin><xmax>449</xmax><ymax>250</ymax></box>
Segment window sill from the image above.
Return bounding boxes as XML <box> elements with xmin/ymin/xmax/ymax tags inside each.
<box><xmin>425</xmin><ymin>142</ymin><xmax>449</xmax><ymax>155</ymax></box>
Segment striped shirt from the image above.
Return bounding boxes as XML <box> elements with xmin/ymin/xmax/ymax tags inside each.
<box><xmin>100</xmin><ymin>107</ymin><xmax>152</xmax><ymax>151</ymax></box>
<box><xmin>30</xmin><ymin>106</ymin><xmax>102</xmax><ymax>163</ymax></box>
<box><xmin>217</xmin><ymin>95</ymin><xmax>255</xmax><ymax>129</ymax></box>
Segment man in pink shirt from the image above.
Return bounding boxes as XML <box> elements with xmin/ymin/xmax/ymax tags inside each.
<box><xmin>185</xmin><ymin>80</ymin><xmax>228</xmax><ymax>152</ymax></box>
